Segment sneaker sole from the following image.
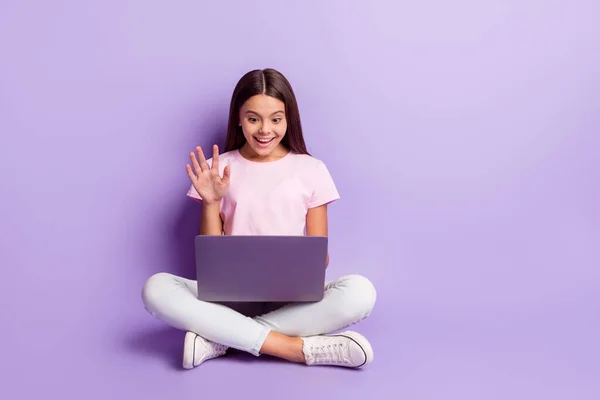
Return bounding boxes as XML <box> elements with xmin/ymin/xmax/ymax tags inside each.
<box><xmin>330</xmin><ymin>331</ymin><xmax>374</xmax><ymax>368</ymax></box>
<box><xmin>182</xmin><ymin>331</ymin><xmax>197</xmax><ymax>369</ymax></box>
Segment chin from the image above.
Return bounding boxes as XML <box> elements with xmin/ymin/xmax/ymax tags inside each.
<box><xmin>251</xmin><ymin>146</ymin><xmax>277</xmax><ymax>157</ymax></box>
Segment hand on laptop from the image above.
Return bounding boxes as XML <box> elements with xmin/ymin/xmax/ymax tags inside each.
<box><xmin>186</xmin><ymin>144</ymin><xmax>231</xmax><ymax>206</ymax></box>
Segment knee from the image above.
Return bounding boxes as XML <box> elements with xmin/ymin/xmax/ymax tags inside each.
<box><xmin>141</xmin><ymin>272</ymin><xmax>174</xmax><ymax>313</ymax></box>
<box><xmin>337</xmin><ymin>274</ymin><xmax>377</xmax><ymax>321</ymax></box>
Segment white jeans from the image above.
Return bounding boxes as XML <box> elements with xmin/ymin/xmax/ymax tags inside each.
<box><xmin>141</xmin><ymin>272</ymin><xmax>377</xmax><ymax>356</ymax></box>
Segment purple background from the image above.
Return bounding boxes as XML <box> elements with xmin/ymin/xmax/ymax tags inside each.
<box><xmin>1</xmin><ymin>1</ymin><xmax>599</xmax><ymax>399</ymax></box>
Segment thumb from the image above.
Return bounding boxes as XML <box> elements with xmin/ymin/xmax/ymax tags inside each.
<box><xmin>222</xmin><ymin>165</ymin><xmax>231</xmax><ymax>184</ymax></box>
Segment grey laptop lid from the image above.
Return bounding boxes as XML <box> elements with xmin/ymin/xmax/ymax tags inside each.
<box><xmin>194</xmin><ymin>235</ymin><xmax>328</xmax><ymax>302</ymax></box>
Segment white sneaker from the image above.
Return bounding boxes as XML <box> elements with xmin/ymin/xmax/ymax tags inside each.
<box><xmin>301</xmin><ymin>331</ymin><xmax>374</xmax><ymax>368</ymax></box>
<box><xmin>182</xmin><ymin>331</ymin><xmax>228</xmax><ymax>369</ymax></box>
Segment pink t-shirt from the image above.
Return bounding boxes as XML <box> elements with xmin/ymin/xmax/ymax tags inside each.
<box><xmin>187</xmin><ymin>149</ymin><xmax>340</xmax><ymax>236</ymax></box>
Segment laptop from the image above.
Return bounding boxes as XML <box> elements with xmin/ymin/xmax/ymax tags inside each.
<box><xmin>194</xmin><ymin>235</ymin><xmax>328</xmax><ymax>302</ymax></box>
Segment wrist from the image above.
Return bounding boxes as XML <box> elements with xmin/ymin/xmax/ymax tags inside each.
<box><xmin>202</xmin><ymin>200</ymin><xmax>221</xmax><ymax>209</ymax></box>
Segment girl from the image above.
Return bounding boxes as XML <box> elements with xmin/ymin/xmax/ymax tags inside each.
<box><xmin>142</xmin><ymin>68</ymin><xmax>377</xmax><ymax>369</ymax></box>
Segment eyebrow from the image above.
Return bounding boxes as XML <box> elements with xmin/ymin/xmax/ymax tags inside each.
<box><xmin>245</xmin><ymin>110</ymin><xmax>284</xmax><ymax>116</ymax></box>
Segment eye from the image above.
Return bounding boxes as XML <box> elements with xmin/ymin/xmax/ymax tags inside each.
<box><xmin>272</xmin><ymin>118</ymin><xmax>282</xmax><ymax>123</ymax></box>
<box><xmin>248</xmin><ymin>117</ymin><xmax>258</xmax><ymax>123</ymax></box>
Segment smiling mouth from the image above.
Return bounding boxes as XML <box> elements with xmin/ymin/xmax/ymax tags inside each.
<box><xmin>254</xmin><ymin>136</ymin><xmax>275</xmax><ymax>146</ymax></box>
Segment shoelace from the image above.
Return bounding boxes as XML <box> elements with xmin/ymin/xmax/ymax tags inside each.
<box><xmin>206</xmin><ymin>341</ymin><xmax>227</xmax><ymax>358</ymax></box>
<box><xmin>309</xmin><ymin>342</ymin><xmax>348</xmax><ymax>364</ymax></box>
<box><xmin>195</xmin><ymin>337</ymin><xmax>227</xmax><ymax>362</ymax></box>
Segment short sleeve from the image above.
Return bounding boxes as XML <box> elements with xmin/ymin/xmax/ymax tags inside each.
<box><xmin>308</xmin><ymin>161</ymin><xmax>340</xmax><ymax>208</ymax></box>
<box><xmin>187</xmin><ymin>184</ymin><xmax>202</xmax><ymax>202</ymax></box>
<box><xmin>187</xmin><ymin>182</ymin><xmax>224</xmax><ymax>213</ymax></box>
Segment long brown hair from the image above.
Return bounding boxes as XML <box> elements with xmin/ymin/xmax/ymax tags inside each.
<box><xmin>223</xmin><ymin>68</ymin><xmax>309</xmax><ymax>155</ymax></box>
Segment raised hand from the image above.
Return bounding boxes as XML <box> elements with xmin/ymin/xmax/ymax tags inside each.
<box><xmin>186</xmin><ymin>145</ymin><xmax>231</xmax><ymax>206</ymax></box>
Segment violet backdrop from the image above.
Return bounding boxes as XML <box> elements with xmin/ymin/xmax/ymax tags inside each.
<box><xmin>1</xmin><ymin>1</ymin><xmax>599</xmax><ymax>399</ymax></box>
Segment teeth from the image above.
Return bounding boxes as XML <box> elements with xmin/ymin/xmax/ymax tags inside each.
<box><xmin>256</xmin><ymin>137</ymin><xmax>273</xmax><ymax>143</ymax></box>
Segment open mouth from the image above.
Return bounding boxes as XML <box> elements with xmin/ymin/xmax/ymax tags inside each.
<box><xmin>254</xmin><ymin>136</ymin><xmax>275</xmax><ymax>147</ymax></box>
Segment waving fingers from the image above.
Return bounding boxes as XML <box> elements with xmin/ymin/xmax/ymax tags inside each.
<box><xmin>196</xmin><ymin>146</ymin><xmax>209</xmax><ymax>171</ymax></box>
<box><xmin>211</xmin><ymin>144</ymin><xmax>220</xmax><ymax>171</ymax></box>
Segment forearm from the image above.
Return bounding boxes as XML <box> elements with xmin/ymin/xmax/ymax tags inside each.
<box><xmin>305</xmin><ymin>204</ymin><xmax>330</xmax><ymax>268</ymax></box>
<box><xmin>200</xmin><ymin>202</ymin><xmax>223</xmax><ymax>235</ymax></box>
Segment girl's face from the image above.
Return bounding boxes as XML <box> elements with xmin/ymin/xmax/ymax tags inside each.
<box><xmin>239</xmin><ymin>94</ymin><xmax>288</xmax><ymax>160</ymax></box>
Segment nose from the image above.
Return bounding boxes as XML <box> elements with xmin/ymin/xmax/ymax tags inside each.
<box><xmin>258</xmin><ymin>122</ymin><xmax>272</xmax><ymax>134</ymax></box>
